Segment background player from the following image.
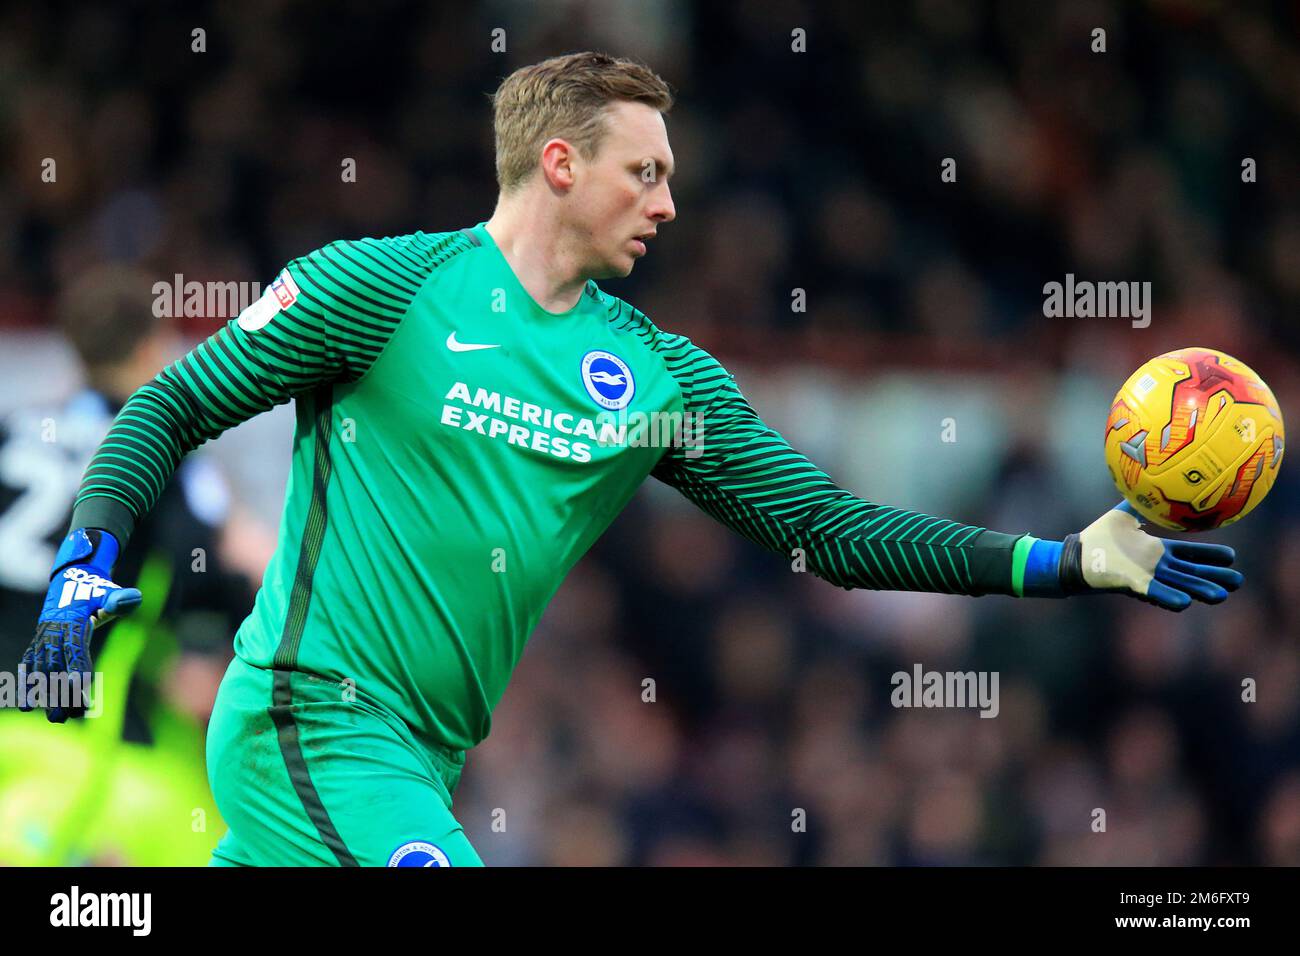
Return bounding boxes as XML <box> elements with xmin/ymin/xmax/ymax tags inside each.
<box><xmin>0</xmin><ymin>264</ymin><xmax>257</xmax><ymax>863</ymax></box>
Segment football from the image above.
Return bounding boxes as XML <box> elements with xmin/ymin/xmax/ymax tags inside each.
<box><xmin>1104</xmin><ymin>347</ymin><xmax>1285</xmax><ymax>531</ymax></box>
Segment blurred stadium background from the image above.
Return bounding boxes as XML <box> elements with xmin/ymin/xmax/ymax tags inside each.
<box><xmin>1</xmin><ymin>0</ymin><xmax>1298</xmax><ymax>865</ymax></box>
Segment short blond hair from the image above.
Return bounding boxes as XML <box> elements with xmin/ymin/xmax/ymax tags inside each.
<box><xmin>491</xmin><ymin>51</ymin><xmax>674</xmax><ymax>194</ymax></box>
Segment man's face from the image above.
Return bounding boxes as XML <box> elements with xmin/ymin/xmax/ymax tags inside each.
<box><xmin>564</xmin><ymin>100</ymin><xmax>676</xmax><ymax>279</ymax></box>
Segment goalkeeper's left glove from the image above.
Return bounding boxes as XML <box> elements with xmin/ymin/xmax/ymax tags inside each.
<box><xmin>1019</xmin><ymin>500</ymin><xmax>1243</xmax><ymax>611</ymax></box>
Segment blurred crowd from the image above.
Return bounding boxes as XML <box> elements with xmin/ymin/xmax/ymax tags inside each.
<box><xmin>1</xmin><ymin>0</ymin><xmax>1298</xmax><ymax>865</ymax></box>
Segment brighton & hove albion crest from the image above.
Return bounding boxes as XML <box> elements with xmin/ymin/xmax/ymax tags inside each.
<box><xmin>580</xmin><ymin>349</ymin><xmax>635</xmax><ymax>410</ymax></box>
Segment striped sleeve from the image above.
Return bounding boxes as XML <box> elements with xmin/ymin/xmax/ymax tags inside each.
<box><xmin>70</xmin><ymin>233</ymin><xmax>452</xmax><ymax>546</ymax></box>
<box><xmin>649</xmin><ymin>339</ymin><xmax>1033</xmax><ymax>598</ymax></box>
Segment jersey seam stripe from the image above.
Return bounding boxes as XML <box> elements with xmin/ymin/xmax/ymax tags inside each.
<box><xmin>273</xmin><ymin>384</ymin><xmax>334</xmax><ymax>669</ymax></box>
<box><xmin>268</xmin><ymin>669</ymin><xmax>360</xmax><ymax>867</ymax></box>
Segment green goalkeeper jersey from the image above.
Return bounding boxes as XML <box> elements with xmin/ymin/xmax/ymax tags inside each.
<box><xmin>72</xmin><ymin>222</ymin><xmax>1031</xmax><ymax>753</ymax></box>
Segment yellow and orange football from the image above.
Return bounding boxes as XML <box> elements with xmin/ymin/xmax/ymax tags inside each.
<box><xmin>1104</xmin><ymin>347</ymin><xmax>1285</xmax><ymax>531</ymax></box>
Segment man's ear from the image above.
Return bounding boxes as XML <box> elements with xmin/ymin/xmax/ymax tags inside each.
<box><xmin>539</xmin><ymin>138</ymin><xmax>577</xmax><ymax>190</ymax></box>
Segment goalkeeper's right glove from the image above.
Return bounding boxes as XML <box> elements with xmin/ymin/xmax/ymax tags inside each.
<box><xmin>19</xmin><ymin>528</ymin><xmax>142</xmax><ymax>721</ymax></box>
<box><xmin>1019</xmin><ymin>501</ymin><xmax>1243</xmax><ymax>612</ymax></box>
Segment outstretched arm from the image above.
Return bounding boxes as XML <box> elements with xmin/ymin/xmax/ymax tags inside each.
<box><xmin>652</xmin><ymin>347</ymin><xmax>1241</xmax><ymax>609</ymax></box>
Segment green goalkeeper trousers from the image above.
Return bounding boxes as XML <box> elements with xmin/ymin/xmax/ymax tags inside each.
<box><xmin>206</xmin><ymin>655</ymin><xmax>483</xmax><ymax>866</ymax></box>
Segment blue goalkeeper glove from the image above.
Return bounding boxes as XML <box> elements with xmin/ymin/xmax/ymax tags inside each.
<box><xmin>1020</xmin><ymin>501</ymin><xmax>1243</xmax><ymax>611</ymax></box>
<box><xmin>19</xmin><ymin>528</ymin><xmax>142</xmax><ymax>721</ymax></box>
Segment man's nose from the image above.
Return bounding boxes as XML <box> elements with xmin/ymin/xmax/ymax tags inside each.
<box><xmin>652</xmin><ymin>183</ymin><xmax>676</xmax><ymax>223</ymax></box>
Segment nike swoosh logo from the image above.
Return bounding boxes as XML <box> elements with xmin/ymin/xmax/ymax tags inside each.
<box><xmin>446</xmin><ymin>332</ymin><xmax>500</xmax><ymax>352</ymax></box>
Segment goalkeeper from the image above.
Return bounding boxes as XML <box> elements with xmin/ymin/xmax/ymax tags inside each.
<box><xmin>20</xmin><ymin>53</ymin><xmax>1243</xmax><ymax>867</ymax></box>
